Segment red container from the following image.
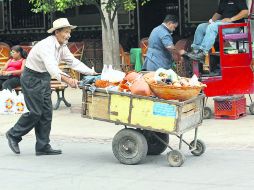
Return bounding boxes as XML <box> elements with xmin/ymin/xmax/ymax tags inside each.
<box><xmin>214</xmin><ymin>96</ymin><xmax>246</xmax><ymax>120</ymax></box>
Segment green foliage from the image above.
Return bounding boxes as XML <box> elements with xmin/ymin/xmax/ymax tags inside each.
<box><xmin>29</xmin><ymin>0</ymin><xmax>150</xmax><ymax>13</ymax></box>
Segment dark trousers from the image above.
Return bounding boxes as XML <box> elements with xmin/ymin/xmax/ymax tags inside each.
<box><xmin>0</xmin><ymin>76</ymin><xmax>20</xmax><ymax>91</ymax></box>
<box><xmin>8</xmin><ymin>67</ymin><xmax>52</xmax><ymax>151</ymax></box>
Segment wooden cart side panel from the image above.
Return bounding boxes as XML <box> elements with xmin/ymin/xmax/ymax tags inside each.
<box><xmin>178</xmin><ymin>112</ymin><xmax>202</xmax><ymax>133</ymax></box>
<box><xmin>176</xmin><ymin>98</ymin><xmax>204</xmax><ymax>133</ymax></box>
<box><xmin>82</xmin><ymin>88</ymin><xmax>205</xmax><ymax>135</ymax></box>
<box><xmin>130</xmin><ymin>98</ymin><xmax>177</xmax><ymax>133</ymax></box>
<box><xmin>109</xmin><ymin>94</ymin><xmax>131</xmax><ymax>123</ymax></box>
<box><xmin>86</xmin><ymin>93</ymin><xmax>110</xmax><ymax>120</ymax></box>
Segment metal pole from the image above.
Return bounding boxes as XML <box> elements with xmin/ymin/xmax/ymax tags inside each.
<box><xmin>136</xmin><ymin>0</ymin><xmax>141</xmax><ymax>45</ymax></box>
<box><xmin>178</xmin><ymin>0</ymin><xmax>182</xmax><ymax>36</ymax></box>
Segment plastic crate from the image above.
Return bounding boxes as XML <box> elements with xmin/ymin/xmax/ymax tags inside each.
<box><xmin>214</xmin><ymin>95</ymin><xmax>246</xmax><ymax>120</ymax></box>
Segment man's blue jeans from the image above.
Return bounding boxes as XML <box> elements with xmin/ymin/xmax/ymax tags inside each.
<box><xmin>191</xmin><ymin>21</ymin><xmax>241</xmax><ymax>53</ymax></box>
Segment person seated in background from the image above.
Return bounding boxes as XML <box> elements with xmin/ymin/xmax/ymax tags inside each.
<box><xmin>142</xmin><ymin>14</ymin><xmax>185</xmax><ymax>71</ymax></box>
<box><xmin>0</xmin><ymin>45</ymin><xmax>27</xmax><ymax>90</ymax></box>
<box><xmin>186</xmin><ymin>0</ymin><xmax>248</xmax><ymax>61</ymax></box>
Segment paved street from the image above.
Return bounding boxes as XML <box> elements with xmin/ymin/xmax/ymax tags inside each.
<box><xmin>1</xmin><ymin>88</ymin><xmax>254</xmax><ymax>190</ymax></box>
<box><xmin>1</xmin><ymin>137</ymin><xmax>254</xmax><ymax>190</ymax></box>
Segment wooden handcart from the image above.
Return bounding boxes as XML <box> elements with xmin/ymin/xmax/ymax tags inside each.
<box><xmin>81</xmin><ymin>87</ymin><xmax>206</xmax><ymax>167</ymax></box>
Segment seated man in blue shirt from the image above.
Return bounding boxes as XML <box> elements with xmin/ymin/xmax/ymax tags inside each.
<box><xmin>142</xmin><ymin>15</ymin><xmax>185</xmax><ymax>71</ymax></box>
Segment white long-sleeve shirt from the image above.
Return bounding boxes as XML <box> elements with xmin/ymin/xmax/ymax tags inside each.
<box><xmin>25</xmin><ymin>35</ymin><xmax>94</xmax><ymax>81</ymax></box>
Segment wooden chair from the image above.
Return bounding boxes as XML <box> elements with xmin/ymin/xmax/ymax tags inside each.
<box><xmin>174</xmin><ymin>38</ymin><xmax>193</xmax><ymax>77</ymax></box>
<box><xmin>67</xmin><ymin>42</ymin><xmax>85</xmax><ymax>60</ymax></box>
<box><xmin>119</xmin><ymin>44</ymin><xmax>133</xmax><ymax>73</ymax></box>
<box><xmin>0</xmin><ymin>62</ymin><xmax>6</xmax><ymax>71</ymax></box>
<box><xmin>119</xmin><ymin>44</ymin><xmax>125</xmax><ymax>66</ymax></box>
<box><xmin>0</xmin><ymin>42</ymin><xmax>10</xmax><ymax>49</ymax></box>
<box><xmin>139</xmin><ymin>37</ymin><xmax>149</xmax><ymax>60</ymax></box>
<box><xmin>66</xmin><ymin>42</ymin><xmax>85</xmax><ymax>80</ymax></box>
<box><xmin>20</xmin><ymin>45</ymin><xmax>33</xmax><ymax>54</ymax></box>
<box><xmin>14</xmin><ymin>80</ymin><xmax>70</xmax><ymax>110</ymax></box>
<box><xmin>0</xmin><ymin>45</ymin><xmax>10</xmax><ymax>63</ymax></box>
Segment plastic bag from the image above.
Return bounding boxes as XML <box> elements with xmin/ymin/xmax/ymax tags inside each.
<box><xmin>130</xmin><ymin>77</ymin><xmax>153</xmax><ymax>96</ymax></box>
<box><xmin>143</xmin><ymin>72</ymin><xmax>155</xmax><ymax>84</ymax></box>
<box><xmin>124</xmin><ymin>72</ymin><xmax>141</xmax><ymax>82</ymax></box>
<box><xmin>0</xmin><ymin>89</ymin><xmax>16</xmax><ymax>114</ymax></box>
<box><xmin>123</xmin><ymin>71</ymin><xmax>153</xmax><ymax>96</ymax></box>
<box><xmin>189</xmin><ymin>74</ymin><xmax>200</xmax><ymax>86</ymax></box>
<box><xmin>101</xmin><ymin>64</ymin><xmax>125</xmax><ymax>83</ymax></box>
<box><xmin>15</xmin><ymin>92</ymin><xmax>29</xmax><ymax>114</ymax></box>
<box><xmin>154</xmin><ymin>68</ymin><xmax>179</xmax><ymax>83</ymax></box>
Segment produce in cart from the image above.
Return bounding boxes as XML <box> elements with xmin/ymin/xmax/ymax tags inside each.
<box><xmin>144</xmin><ymin>68</ymin><xmax>207</xmax><ymax>101</ymax></box>
<box><xmin>80</xmin><ymin>67</ymin><xmax>207</xmax><ymax>101</ymax></box>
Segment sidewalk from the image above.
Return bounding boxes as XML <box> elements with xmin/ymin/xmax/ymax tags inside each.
<box><xmin>1</xmin><ymin>88</ymin><xmax>254</xmax><ymax>149</ymax></box>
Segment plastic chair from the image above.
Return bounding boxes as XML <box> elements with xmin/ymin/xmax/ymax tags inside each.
<box><xmin>130</xmin><ymin>48</ymin><xmax>143</xmax><ymax>72</ymax></box>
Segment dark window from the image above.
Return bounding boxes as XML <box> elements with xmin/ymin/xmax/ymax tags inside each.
<box><xmin>188</xmin><ymin>0</ymin><xmax>219</xmax><ymax>23</ymax></box>
<box><xmin>10</xmin><ymin>0</ymin><xmax>45</xmax><ymax>29</ymax></box>
<box><xmin>0</xmin><ymin>1</ymin><xmax>4</xmax><ymax>30</ymax></box>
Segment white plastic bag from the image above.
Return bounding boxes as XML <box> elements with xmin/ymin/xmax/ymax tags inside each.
<box><xmin>101</xmin><ymin>64</ymin><xmax>109</xmax><ymax>80</ymax></box>
<box><xmin>101</xmin><ymin>64</ymin><xmax>125</xmax><ymax>83</ymax></box>
<box><xmin>154</xmin><ymin>68</ymin><xmax>179</xmax><ymax>83</ymax></box>
<box><xmin>15</xmin><ymin>92</ymin><xmax>29</xmax><ymax>114</ymax></box>
<box><xmin>0</xmin><ymin>89</ymin><xmax>16</xmax><ymax>114</ymax></box>
<box><xmin>189</xmin><ymin>74</ymin><xmax>200</xmax><ymax>86</ymax></box>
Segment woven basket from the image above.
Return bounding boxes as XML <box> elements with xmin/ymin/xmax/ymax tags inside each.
<box><xmin>148</xmin><ymin>82</ymin><xmax>203</xmax><ymax>101</ymax></box>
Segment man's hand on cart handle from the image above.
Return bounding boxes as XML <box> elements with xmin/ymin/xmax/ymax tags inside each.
<box><xmin>61</xmin><ymin>74</ymin><xmax>79</xmax><ymax>88</ymax></box>
<box><xmin>68</xmin><ymin>78</ymin><xmax>79</xmax><ymax>88</ymax></box>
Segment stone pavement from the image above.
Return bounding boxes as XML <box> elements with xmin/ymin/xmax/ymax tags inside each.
<box><xmin>1</xmin><ymin>88</ymin><xmax>254</xmax><ymax>190</ymax></box>
<box><xmin>0</xmin><ymin>88</ymin><xmax>254</xmax><ymax>148</ymax></box>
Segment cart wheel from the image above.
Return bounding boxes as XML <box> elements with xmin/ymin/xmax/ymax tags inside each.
<box><xmin>189</xmin><ymin>139</ymin><xmax>206</xmax><ymax>156</ymax></box>
<box><xmin>203</xmin><ymin>106</ymin><xmax>212</xmax><ymax>119</ymax></box>
<box><xmin>143</xmin><ymin>130</ymin><xmax>169</xmax><ymax>155</ymax></box>
<box><xmin>249</xmin><ymin>102</ymin><xmax>254</xmax><ymax>115</ymax></box>
<box><xmin>112</xmin><ymin>128</ymin><xmax>148</xmax><ymax>165</ymax></box>
<box><xmin>167</xmin><ymin>150</ymin><xmax>185</xmax><ymax>167</ymax></box>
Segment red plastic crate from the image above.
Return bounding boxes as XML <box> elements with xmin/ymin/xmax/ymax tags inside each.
<box><xmin>214</xmin><ymin>96</ymin><xmax>246</xmax><ymax>120</ymax></box>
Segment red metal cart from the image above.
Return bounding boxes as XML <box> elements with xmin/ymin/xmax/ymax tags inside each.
<box><xmin>191</xmin><ymin>1</ymin><xmax>254</xmax><ymax>119</ymax></box>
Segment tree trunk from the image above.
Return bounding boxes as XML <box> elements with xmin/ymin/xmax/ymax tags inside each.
<box><xmin>101</xmin><ymin>0</ymin><xmax>121</xmax><ymax>70</ymax></box>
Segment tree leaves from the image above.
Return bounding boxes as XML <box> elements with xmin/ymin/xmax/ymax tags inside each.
<box><xmin>28</xmin><ymin>0</ymin><xmax>150</xmax><ymax>14</ymax></box>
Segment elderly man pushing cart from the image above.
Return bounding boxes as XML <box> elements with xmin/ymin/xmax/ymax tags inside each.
<box><xmin>6</xmin><ymin>18</ymin><xmax>96</xmax><ymax>156</ymax></box>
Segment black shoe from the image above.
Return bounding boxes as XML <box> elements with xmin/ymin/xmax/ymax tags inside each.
<box><xmin>184</xmin><ymin>50</ymin><xmax>206</xmax><ymax>60</ymax></box>
<box><xmin>182</xmin><ymin>52</ymin><xmax>193</xmax><ymax>60</ymax></box>
<box><xmin>36</xmin><ymin>147</ymin><xmax>62</xmax><ymax>156</ymax></box>
<box><xmin>6</xmin><ymin>132</ymin><xmax>20</xmax><ymax>154</ymax></box>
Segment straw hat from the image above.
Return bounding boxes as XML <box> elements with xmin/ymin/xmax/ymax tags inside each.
<box><xmin>47</xmin><ymin>18</ymin><xmax>77</xmax><ymax>33</ymax></box>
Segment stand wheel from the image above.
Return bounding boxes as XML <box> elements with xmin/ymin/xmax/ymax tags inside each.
<box><xmin>166</xmin><ymin>150</ymin><xmax>185</xmax><ymax>167</ymax></box>
<box><xmin>204</xmin><ymin>106</ymin><xmax>212</xmax><ymax>119</ymax></box>
<box><xmin>189</xmin><ymin>139</ymin><xmax>206</xmax><ymax>156</ymax></box>
<box><xmin>249</xmin><ymin>102</ymin><xmax>254</xmax><ymax>115</ymax></box>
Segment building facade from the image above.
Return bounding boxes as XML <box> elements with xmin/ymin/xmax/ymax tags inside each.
<box><xmin>0</xmin><ymin>0</ymin><xmax>221</xmax><ymax>49</ymax></box>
